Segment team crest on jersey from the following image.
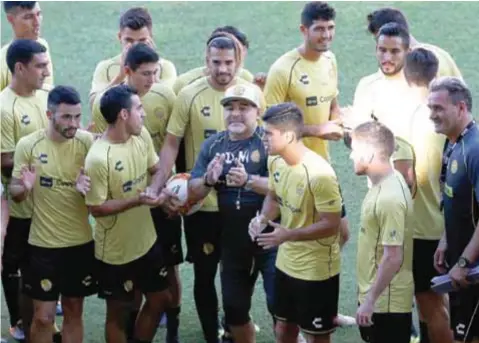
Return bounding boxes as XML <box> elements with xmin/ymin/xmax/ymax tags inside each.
<box><xmin>273</xmin><ymin>171</ymin><xmax>280</xmax><ymax>183</ymax></box>
<box><xmin>250</xmin><ymin>149</ymin><xmax>260</xmax><ymax>163</ymax></box>
<box><xmin>20</xmin><ymin>114</ymin><xmax>31</xmax><ymax>125</ymax></box>
<box><xmin>450</xmin><ymin>160</ymin><xmax>458</xmax><ymax>174</ymax></box>
<box><xmin>38</xmin><ymin>153</ymin><xmax>48</xmax><ymax>164</ymax></box>
<box><xmin>299</xmin><ymin>74</ymin><xmax>310</xmax><ymax>85</ymax></box>
<box><xmin>296</xmin><ymin>183</ymin><xmax>305</xmax><ymax>196</ymax></box>
<box><xmin>155</xmin><ymin>109</ymin><xmax>165</xmax><ymax>119</ymax></box>
<box><xmin>40</xmin><ymin>279</ymin><xmax>52</xmax><ymax>292</ymax></box>
<box><xmin>123</xmin><ymin>280</ymin><xmax>133</xmax><ymax>292</ymax></box>
<box><xmin>203</xmin><ymin>243</ymin><xmax>214</xmax><ymax>255</ymax></box>
<box><xmin>201</xmin><ymin>106</ymin><xmax>211</xmax><ymax>117</ymax></box>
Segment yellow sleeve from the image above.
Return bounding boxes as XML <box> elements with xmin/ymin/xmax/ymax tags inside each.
<box><xmin>377</xmin><ymin>196</ymin><xmax>406</xmax><ymax>246</ymax></box>
<box><xmin>263</xmin><ymin>65</ymin><xmax>288</xmax><ymax>107</ymax></box>
<box><xmin>173</xmin><ymin>76</ymin><xmax>186</xmax><ymax>95</ymax></box>
<box><xmin>352</xmin><ymin>78</ymin><xmax>373</xmax><ymax>125</ymax></box>
<box><xmin>160</xmin><ymin>59</ymin><xmax>177</xmax><ymax>88</ymax></box>
<box><xmin>12</xmin><ymin>136</ymin><xmax>31</xmax><ymax>179</ymax></box>
<box><xmin>1</xmin><ymin>108</ymin><xmax>16</xmax><ymax>153</ymax></box>
<box><xmin>312</xmin><ymin>172</ymin><xmax>342</xmax><ymax>213</ymax></box>
<box><xmin>84</xmin><ymin>154</ymin><xmax>109</xmax><ymax>206</ymax></box>
<box><xmin>267</xmin><ymin>157</ymin><xmax>276</xmax><ymax>191</ymax></box>
<box><xmin>140</xmin><ymin>128</ymin><xmax>160</xmax><ymax>169</ymax></box>
<box><xmin>90</xmin><ymin>60</ymin><xmax>109</xmax><ymax>97</ymax></box>
<box><xmin>436</xmin><ymin>51</ymin><xmax>462</xmax><ymax>79</ymax></box>
<box><xmin>91</xmin><ymin>94</ymin><xmax>108</xmax><ymax>134</ymax></box>
<box><xmin>239</xmin><ymin>68</ymin><xmax>254</xmax><ymax>83</ymax></box>
<box><xmin>391</xmin><ymin>137</ymin><xmax>414</xmax><ymax>162</ymax></box>
<box><xmin>0</xmin><ymin>62</ymin><xmax>9</xmax><ymax>91</ymax></box>
<box><xmin>166</xmin><ymin>90</ymin><xmax>190</xmax><ymax>138</ymax></box>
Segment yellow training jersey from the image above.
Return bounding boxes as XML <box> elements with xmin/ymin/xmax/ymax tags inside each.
<box><xmin>167</xmin><ymin>76</ymin><xmax>265</xmax><ymax>212</ymax></box>
<box><xmin>264</xmin><ymin>49</ymin><xmax>339</xmax><ymax>161</ymax></box>
<box><xmin>268</xmin><ymin>150</ymin><xmax>342</xmax><ymax>281</ymax></box>
<box><xmin>0</xmin><ymin>85</ymin><xmax>50</xmax><ymax>218</ymax></box>
<box><xmin>172</xmin><ymin>66</ymin><xmax>254</xmax><ymax>95</ymax></box>
<box><xmin>415</xmin><ymin>43</ymin><xmax>462</xmax><ymax>79</ymax></box>
<box><xmin>90</xmin><ymin>54</ymin><xmax>177</xmax><ymax>97</ymax></box>
<box><xmin>84</xmin><ymin>127</ymin><xmax>158</xmax><ymax>265</ymax></box>
<box><xmin>91</xmin><ymin>83</ymin><xmax>176</xmax><ymax>153</ymax></box>
<box><xmin>12</xmin><ymin>129</ymin><xmax>94</xmax><ymax>248</ymax></box>
<box><xmin>357</xmin><ymin>171</ymin><xmax>414</xmax><ymax>313</ymax></box>
<box><xmin>0</xmin><ymin>37</ymin><xmax>54</xmax><ymax>91</ymax></box>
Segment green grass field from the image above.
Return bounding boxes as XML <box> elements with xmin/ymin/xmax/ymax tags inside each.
<box><xmin>2</xmin><ymin>1</ymin><xmax>479</xmax><ymax>342</ymax></box>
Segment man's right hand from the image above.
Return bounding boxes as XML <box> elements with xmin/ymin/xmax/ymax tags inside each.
<box><xmin>318</xmin><ymin>119</ymin><xmax>344</xmax><ymax>141</ymax></box>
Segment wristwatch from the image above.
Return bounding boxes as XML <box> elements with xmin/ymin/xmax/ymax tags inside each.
<box><xmin>243</xmin><ymin>174</ymin><xmax>253</xmax><ymax>191</ymax></box>
<box><xmin>203</xmin><ymin>174</ymin><xmax>215</xmax><ymax>188</ymax></box>
<box><xmin>457</xmin><ymin>256</ymin><xmax>472</xmax><ymax>268</ymax></box>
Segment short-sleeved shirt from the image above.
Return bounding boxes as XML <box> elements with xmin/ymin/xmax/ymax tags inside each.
<box><xmin>173</xmin><ymin>66</ymin><xmax>254</xmax><ymax>95</ymax></box>
<box><xmin>269</xmin><ymin>150</ymin><xmax>342</xmax><ymax>281</ymax></box>
<box><xmin>442</xmin><ymin>123</ymin><xmax>479</xmax><ymax>266</ymax></box>
<box><xmin>190</xmin><ymin>126</ymin><xmax>268</xmax><ymax>210</ymax></box>
<box><xmin>84</xmin><ymin>127</ymin><xmax>158</xmax><ymax>265</ymax></box>
<box><xmin>0</xmin><ymin>85</ymin><xmax>50</xmax><ymax>218</ymax></box>
<box><xmin>12</xmin><ymin>129</ymin><xmax>94</xmax><ymax>248</ymax></box>
<box><xmin>166</xmin><ymin>76</ymin><xmax>264</xmax><ymax>212</ymax></box>
<box><xmin>264</xmin><ymin>49</ymin><xmax>339</xmax><ymax>161</ymax></box>
<box><xmin>0</xmin><ymin>38</ymin><xmax>54</xmax><ymax>91</ymax></box>
<box><xmin>91</xmin><ymin>83</ymin><xmax>176</xmax><ymax>153</ymax></box>
<box><xmin>357</xmin><ymin>171</ymin><xmax>414</xmax><ymax>313</ymax></box>
<box><xmin>89</xmin><ymin>54</ymin><xmax>177</xmax><ymax>97</ymax></box>
<box><xmin>415</xmin><ymin>43</ymin><xmax>462</xmax><ymax>79</ymax></box>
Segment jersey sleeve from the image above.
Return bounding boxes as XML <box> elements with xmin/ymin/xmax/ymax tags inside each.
<box><xmin>12</xmin><ymin>136</ymin><xmax>31</xmax><ymax>179</ymax></box>
<box><xmin>166</xmin><ymin>90</ymin><xmax>190</xmax><ymax>138</ymax></box>
<box><xmin>312</xmin><ymin>172</ymin><xmax>342</xmax><ymax>213</ymax></box>
<box><xmin>160</xmin><ymin>59</ymin><xmax>177</xmax><ymax>88</ymax></box>
<box><xmin>392</xmin><ymin>137</ymin><xmax>414</xmax><ymax>162</ymax></box>
<box><xmin>240</xmin><ymin>68</ymin><xmax>254</xmax><ymax>83</ymax></box>
<box><xmin>466</xmin><ymin>143</ymin><xmax>479</xmax><ymax>203</ymax></box>
<box><xmin>352</xmin><ymin>78</ymin><xmax>374</xmax><ymax>126</ymax></box>
<box><xmin>263</xmin><ymin>64</ymin><xmax>288</xmax><ymax>107</ymax></box>
<box><xmin>1</xmin><ymin>108</ymin><xmax>16</xmax><ymax>153</ymax></box>
<box><xmin>437</xmin><ymin>52</ymin><xmax>463</xmax><ymax>79</ymax></box>
<box><xmin>190</xmin><ymin>138</ymin><xmax>212</xmax><ymax>179</ymax></box>
<box><xmin>90</xmin><ymin>94</ymin><xmax>108</xmax><ymax>134</ymax></box>
<box><xmin>267</xmin><ymin>157</ymin><xmax>277</xmax><ymax>191</ymax></box>
<box><xmin>90</xmin><ymin>60</ymin><xmax>109</xmax><ymax>97</ymax></box>
<box><xmin>0</xmin><ymin>60</ymin><xmax>9</xmax><ymax>91</ymax></box>
<box><xmin>377</xmin><ymin>196</ymin><xmax>406</xmax><ymax>246</ymax></box>
<box><xmin>84</xmin><ymin>153</ymin><xmax>109</xmax><ymax>206</ymax></box>
<box><xmin>140</xmin><ymin>127</ymin><xmax>159</xmax><ymax>169</ymax></box>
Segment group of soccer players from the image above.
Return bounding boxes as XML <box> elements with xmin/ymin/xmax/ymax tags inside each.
<box><xmin>1</xmin><ymin>1</ymin><xmax>479</xmax><ymax>343</ymax></box>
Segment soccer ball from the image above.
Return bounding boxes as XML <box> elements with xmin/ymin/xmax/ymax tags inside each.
<box><xmin>165</xmin><ymin>173</ymin><xmax>203</xmax><ymax>216</ymax></box>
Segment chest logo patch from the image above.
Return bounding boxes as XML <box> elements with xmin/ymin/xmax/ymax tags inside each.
<box><xmin>250</xmin><ymin>149</ymin><xmax>260</xmax><ymax>163</ymax></box>
<box><xmin>450</xmin><ymin>159</ymin><xmax>458</xmax><ymax>174</ymax></box>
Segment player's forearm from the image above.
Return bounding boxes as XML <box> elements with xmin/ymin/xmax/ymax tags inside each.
<box><xmin>1</xmin><ymin>153</ymin><xmax>14</xmax><ymax>178</ymax></box>
<box><xmin>89</xmin><ymin>196</ymin><xmax>141</xmax><ymax>218</ymax></box>
<box><xmin>260</xmin><ymin>191</ymin><xmax>280</xmax><ymax>221</ymax></box>
<box><xmin>188</xmin><ymin>178</ymin><xmax>211</xmax><ymax>202</ymax></box>
<box><xmin>285</xmin><ymin>214</ymin><xmax>341</xmax><ymax>241</ymax></box>
<box><xmin>9</xmin><ymin>183</ymin><xmax>29</xmax><ymax>203</ymax></box>
<box><xmin>329</xmin><ymin>97</ymin><xmax>340</xmax><ymax>120</ymax></box>
<box><xmin>367</xmin><ymin>250</ymin><xmax>403</xmax><ymax>303</ymax></box>
<box><xmin>155</xmin><ymin>140</ymin><xmax>181</xmax><ymax>193</ymax></box>
<box><xmin>249</xmin><ymin>175</ymin><xmax>269</xmax><ymax>195</ymax></box>
<box><xmin>1</xmin><ymin>198</ymin><xmax>9</xmax><ymax>233</ymax></box>
<box><xmin>301</xmin><ymin>124</ymin><xmax>321</xmax><ymax>138</ymax></box>
<box><xmin>460</xmin><ymin>223</ymin><xmax>479</xmax><ymax>264</ymax></box>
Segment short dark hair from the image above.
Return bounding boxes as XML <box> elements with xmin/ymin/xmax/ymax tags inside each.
<box><xmin>100</xmin><ymin>84</ymin><xmax>137</xmax><ymax>125</ymax></box>
<box><xmin>376</xmin><ymin>22</ymin><xmax>410</xmax><ymax>49</ymax></box>
<box><xmin>119</xmin><ymin>7</ymin><xmax>152</xmax><ymax>31</ymax></box>
<box><xmin>211</xmin><ymin>26</ymin><xmax>249</xmax><ymax>49</ymax></box>
<box><xmin>430</xmin><ymin>77</ymin><xmax>473</xmax><ymax>112</ymax></box>
<box><xmin>48</xmin><ymin>86</ymin><xmax>81</xmax><ymax>113</ymax></box>
<box><xmin>301</xmin><ymin>2</ymin><xmax>336</xmax><ymax>28</ymax></box>
<box><xmin>353</xmin><ymin>121</ymin><xmax>395</xmax><ymax>160</ymax></box>
<box><xmin>367</xmin><ymin>7</ymin><xmax>409</xmax><ymax>35</ymax></box>
<box><xmin>404</xmin><ymin>48</ymin><xmax>439</xmax><ymax>87</ymax></box>
<box><xmin>124</xmin><ymin>43</ymin><xmax>159</xmax><ymax>71</ymax></box>
<box><xmin>207</xmin><ymin>36</ymin><xmax>237</xmax><ymax>54</ymax></box>
<box><xmin>262</xmin><ymin>103</ymin><xmax>304</xmax><ymax>139</ymax></box>
<box><xmin>6</xmin><ymin>39</ymin><xmax>46</xmax><ymax>74</ymax></box>
<box><xmin>3</xmin><ymin>1</ymin><xmax>36</xmax><ymax>13</ymax></box>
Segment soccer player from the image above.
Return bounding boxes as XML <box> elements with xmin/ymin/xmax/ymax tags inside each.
<box><xmin>402</xmin><ymin>49</ymin><xmax>454</xmax><ymax>343</ymax></box>
<box><xmin>9</xmin><ymin>85</ymin><xmax>97</xmax><ymax>343</ymax></box>
<box><xmin>430</xmin><ymin>77</ymin><xmax>479</xmax><ymax>343</ymax></box>
<box><xmin>189</xmin><ymin>84</ymin><xmax>275</xmax><ymax>343</ymax></box>
<box><xmin>89</xmin><ymin>7</ymin><xmax>177</xmax><ymax>105</ymax></box>
<box><xmin>1</xmin><ymin>1</ymin><xmax>53</xmax><ymax>91</ymax></box>
<box><xmin>172</xmin><ymin>26</ymin><xmax>254</xmax><ymax>95</ymax></box>
<box><xmin>90</xmin><ymin>42</ymin><xmax>181</xmax><ymax>343</ymax></box>
<box><xmin>250</xmin><ymin>102</ymin><xmax>342</xmax><ymax>343</ymax></box>
<box><xmin>156</xmin><ymin>36</ymin><xmax>263</xmax><ymax>343</ymax></box>
<box><xmin>84</xmin><ymin>84</ymin><xmax>172</xmax><ymax>343</ymax></box>
<box><xmin>351</xmin><ymin>121</ymin><xmax>414</xmax><ymax>343</ymax></box>
<box><xmin>0</xmin><ymin>38</ymin><xmax>51</xmax><ymax>342</ymax></box>
<box><xmin>366</xmin><ymin>7</ymin><xmax>462</xmax><ymax>78</ymax></box>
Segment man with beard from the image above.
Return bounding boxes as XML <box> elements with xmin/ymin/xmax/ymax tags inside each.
<box><xmin>155</xmin><ymin>36</ymin><xmax>264</xmax><ymax>343</ymax></box>
<box><xmin>1</xmin><ymin>1</ymin><xmax>54</xmax><ymax>91</ymax></box>
<box><xmin>9</xmin><ymin>86</ymin><xmax>97</xmax><ymax>343</ymax></box>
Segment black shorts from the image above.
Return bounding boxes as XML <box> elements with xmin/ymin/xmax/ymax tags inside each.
<box><xmin>22</xmin><ymin>241</ymin><xmax>97</xmax><ymax>301</ymax></box>
<box><xmin>449</xmin><ymin>285</ymin><xmax>479</xmax><ymax>342</ymax></box>
<box><xmin>274</xmin><ymin>268</ymin><xmax>339</xmax><ymax>335</ymax></box>
<box><xmin>96</xmin><ymin>240</ymin><xmax>169</xmax><ymax>302</ymax></box>
<box><xmin>150</xmin><ymin>207</ymin><xmax>183</xmax><ymax>266</ymax></box>
<box><xmin>413</xmin><ymin>239</ymin><xmax>440</xmax><ymax>293</ymax></box>
<box><xmin>1</xmin><ymin>217</ymin><xmax>31</xmax><ymax>276</ymax></box>
<box><xmin>183</xmin><ymin>211</ymin><xmax>222</xmax><ymax>264</ymax></box>
<box><xmin>358</xmin><ymin>312</ymin><xmax>412</xmax><ymax>343</ymax></box>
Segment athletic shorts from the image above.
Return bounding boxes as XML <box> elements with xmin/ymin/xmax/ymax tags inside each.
<box><xmin>358</xmin><ymin>312</ymin><xmax>412</xmax><ymax>343</ymax></box>
<box><xmin>22</xmin><ymin>241</ymin><xmax>97</xmax><ymax>301</ymax></box>
<box><xmin>96</xmin><ymin>240</ymin><xmax>169</xmax><ymax>302</ymax></box>
<box><xmin>412</xmin><ymin>239</ymin><xmax>440</xmax><ymax>293</ymax></box>
<box><xmin>1</xmin><ymin>217</ymin><xmax>31</xmax><ymax>276</ymax></box>
<box><xmin>183</xmin><ymin>211</ymin><xmax>222</xmax><ymax>264</ymax></box>
<box><xmin>150</xmin><ymin>207</ymin><xmax>183</xmax><ymax>266</ymax></box>
<box><xmin>274</xmin><ymin>268</ymin><xmax>339</xmax><ymax>335</ymax></box>
<box><xmin>449</xmin><ymin>284</ymin><xmax>479</xmax><ymax>342</ymax></box>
